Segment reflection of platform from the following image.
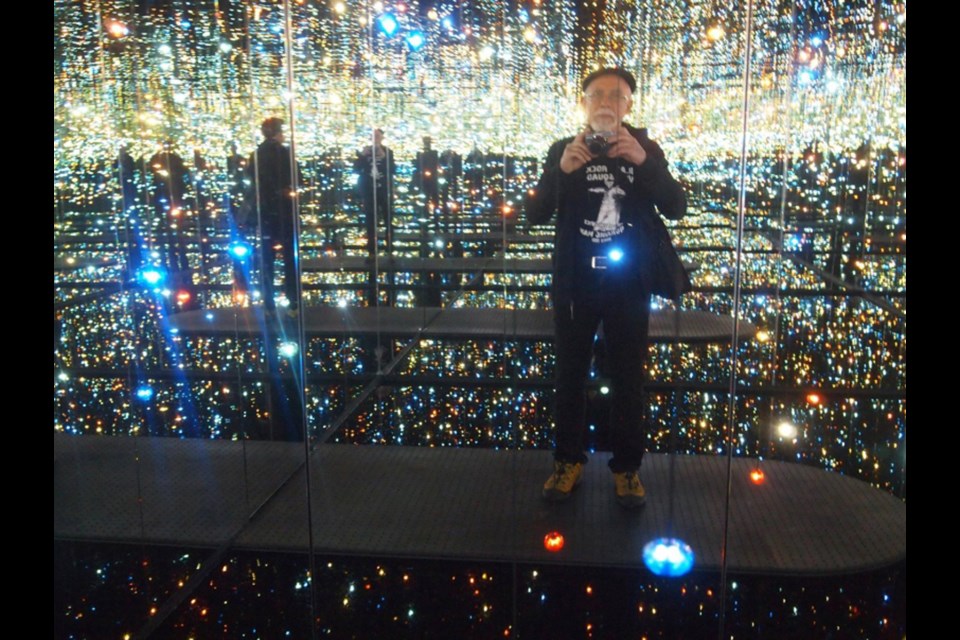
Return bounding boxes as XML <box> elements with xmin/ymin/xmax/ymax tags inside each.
<box><xmin>167</xmin><ymin>307</ymin><xmax>754</xmax><ymax>343</ymax></box>
<box><xmin>54</xmin><ymin>434</ymin><xmax>906</xmax><ymax>574</ymax></box>
<box><xmin>301</xmin><ymin>256</ymin><xmax>700</xmax><ymax>274</ymax></box>
<box><xmin>54</xmin><ymin>256</ymin><xmax>118</xmax><ymax>270</ymax></box>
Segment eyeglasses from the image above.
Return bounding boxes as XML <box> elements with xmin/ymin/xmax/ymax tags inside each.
<box><xmin>584</xmin><ymin>91</ymin><xmax>630</xmax><ymax>104</ymax></box>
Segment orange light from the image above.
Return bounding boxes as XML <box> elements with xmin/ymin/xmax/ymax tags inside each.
<box><xmin>749</xmin><ymin>469</ymin><xmax>765</xmax><ymax>484</ymax></box>
<box><xmin>170</xmin><ymin>208</ymin><xmax>182</xmax><ymax>218</ymax></box>
<box><xmin>544</xmin><ymin>531</ymin><xmax>564</xmax><ymax>552</ymax></box>
<box><xmin>176</xmin><ymin>290</ymin><xmax>191</xmax><ymax>304</ymax></box>
<box><xmin>806</xmin><ymin>393</ymin><xmax>821</xmax><ymax>405</ymax></box>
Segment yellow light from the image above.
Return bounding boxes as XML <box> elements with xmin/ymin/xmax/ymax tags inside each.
<box><xmin>333</xmin><ymin>2</ymin><xmax>346</xmax><ymax>14</ymax></box>
<box><xmin>755</xmin><ymin>330</ymin><xmax>769</xmax><ymax>343</ymax></box>
<box><xmin>107</xmin><ymin>21</ymin><xmax>128</xmax><ymax>38</ymax></box>
<box><xmin>706</xmin><ymin>23</ymin><xmax>725</xmax><ymax>42</ymax></box>
<box><xmin>806</xmin><ymin>393</ymin><xmax>821</xmax><ymax>405</ymax></box>
<box><xmin>523</xmin><ymin>27</ymin><xmax>536</xmax><ymax>43</ymax></box>
<box><xmin>749</xmin><ymin>469</ymin><xmax>765</xmax><ymax>484</ymax></box>
<box><xmin>427</xmin><ymin>9</ymin><xmax>439</xmax><ymax>20</ymax></box>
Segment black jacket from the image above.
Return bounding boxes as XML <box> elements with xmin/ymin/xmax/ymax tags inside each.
<box><xmin>525</xmin><ymin>124</ymin><xmax>686</xmax><ymax>302</ymax></box>
<box><xmin>247</xmin><ymin>138</ymin><xmax>296</xmax><ymax>226</ymax></box>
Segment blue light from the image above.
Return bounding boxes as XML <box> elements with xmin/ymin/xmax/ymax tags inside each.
<box><xmin>406</xmin><ymin>31</ymin><xmax>425</xmax><ymax>50</ymax></box>
<box><xmin>229</xmin><ymin>241</ymin><xmax>251</xmax><ymax>259</ymax></box>
<box><xmin>138</xmin><ymin>266</ymin><xmax>165</xmax><ymax>287</ymax></box>
<box><xmin>377</xmin><ymin>13</ymin><xmax>398</xmax><ymax>37</ymax></box>
<box><xmin>798</xmin><ymin>70</ymin><xmax>813</xmax><ymax>85</ymax></box>
<box><xmin>608</xmin><ymin>248</ymin><xmax>624</xmax><ymax>262</ymax></box>
<box><xmin>643</xmin><ymin>538</ymin><xmax>695</xmax><ymax>577</ymax></box>
<box><xmin>279</xmin><ymin>342</ymin><xmax>298</xmax><ymax>358</ymax></box>
<box><xmin>810</xmin><ymin>36</ymin><xmax>823</xmax><ymax>47</ymax></box>
<box><xmin>441</xmin><ymin>17</ymin><xmax>453</xmax><ymax>30</ymax></box>
<box><xmin>135</xmin><ymin>385</ymin><xmax>154</xmax><ymax>401</ymax></box>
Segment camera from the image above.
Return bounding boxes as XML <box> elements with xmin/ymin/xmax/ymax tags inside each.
<box><xmin>585</xmin><ymin>130</ymin><xmax>615</xmax><ymax>156</ymax></box>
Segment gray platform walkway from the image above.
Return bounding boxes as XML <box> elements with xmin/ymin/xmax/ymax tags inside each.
<box><xmin>54</xmin><ymin>435</ymin><xmax>905</xmax><ymax>574</ymax></box>
<box><xmin>167</xmin><ymin>307</ymin><xmax>755</xmax><ymax>343</ymax></box>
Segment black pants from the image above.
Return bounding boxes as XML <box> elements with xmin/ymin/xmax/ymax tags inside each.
<box><xmin>363</xmin><ymin>192</ymin><xmax>392</xmax><ymax>256</ymax></box>
<box><xmin>553</xmin><ymin>281</ymin><xmax>650</xmax><ymax>472</ymax></box>
<box><xmin>260</xmin><ymin>227</ymin><xmax>298</xmax><ymax>311</ymax></box>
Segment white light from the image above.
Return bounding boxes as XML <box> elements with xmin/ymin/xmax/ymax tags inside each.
<box><xmin>776</xmin><ymin>421</ymin><xmax>798</xmax><ymax>439</ymax></box>
<box><xmin>279</xmin><ymin>342</ymin><xmax>298</xmax><ymax>358</ymax></box>
<box><xmin>58</xmin><ymin>372</ymin><xmax>69</xmax><ymax>382</ymax></box>
<box><xmin>599</xmin><ymin>385</ymin><xmax>610</xmax><ymax>395</ymax></box>
<box><xmin>433</xmin><ymin>239</ymin><xmax>445</xmax><ymax>249</ymax></box>
<box><xmin>337</xmin><ymin>298</ymin><xmax>348</xmax><ymax>308</ymax></box>
<box><xmin>479</xmin><ymin>46</ymin><xmax>495</xmax><ymax>61</ymax></box>
<box><xmin>219</xmin><ymin>42</ymin><xmax>232</xmax><ymax>53</ymax></box>
<box><xmin>158</xmin><ymin>44</ymin><xmax>172</xmax><ymax>56</ymax></box>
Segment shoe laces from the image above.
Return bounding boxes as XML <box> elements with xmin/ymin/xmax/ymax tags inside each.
<box><xmin>555</xmin><ymin>463</ymin><xmax>578</xmax><ymax>481</ymax></box>
<box><xmin>619</xmin><ymin>471</ymin><xmax>640</xmax><ymax>490</ymax></box>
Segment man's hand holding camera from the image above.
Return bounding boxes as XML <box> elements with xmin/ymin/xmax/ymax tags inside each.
<box><xmin>607</xmin><ymin>126</ymin><xmax>647</xmax><ymax>166</ymax></box>
<box><xmin>560</xmin><ymin>126</ymin><xmax>647</xmax><ymax>174</ymax></box>
<box><xmin>559</xmin><ymin>130</ymin><xmax>593</xmax><ymax>174</ymax></box>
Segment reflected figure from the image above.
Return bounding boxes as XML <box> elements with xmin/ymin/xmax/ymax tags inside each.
<box><xmin>354</xmin><ymin>128</ymin><xmax>396</xmax><ymax>256</ymax></box>
<box><xmin>413</xmin><ymin>135</ymin><xmax>440</xmax><ymax>221</ymax></box>
<box><xmin>440</xmin><ymin>147</ymin><xmax>462</xmax><ymax>229</ymax></box>
<box><xmin>116</xmin><ymin>145</ymin><xmax>142</xmax><ymax>275</ymax></box>
<box><xmin>225</xmin><ymin>142</ymin><xmax>247</xmax><ymax>222</ymax></box>
<box><xmin>147</xmin><ymin>140</ymin><xmax>190</xmax><ymax>272</ymax></box>
<box><xmin>465</xmin><ymin>144</ymin><xmax>484</xmax><ymax>205</ymax></box>
<box><xmin>246</xmin><ymin>117</ymin><xmax>299</xmax><ymax>313</ymax></box>
<box><xmin>525</xmin><ymin>68</ymin><xmax>687</xmax><ymax>509</ymax></box>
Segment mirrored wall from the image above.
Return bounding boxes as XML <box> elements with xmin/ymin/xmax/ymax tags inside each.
<box><xmin>54</xmin><ymin>0</ymin><xmax>906</xmax><ymax>637</ymax></box>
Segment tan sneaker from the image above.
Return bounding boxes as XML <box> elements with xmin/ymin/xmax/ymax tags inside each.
<box><xmin>542</xmin><ymin>461</ymin><xmax>584</xmax><ymax>501</ymax></box>
<box><xmin>613</xmin><ymin>471</ymin><xmax>646</xmax><ymax>508</ymax></box>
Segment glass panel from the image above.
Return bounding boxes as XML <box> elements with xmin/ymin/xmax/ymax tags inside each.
<box><xmin>54</xmin><ymin>0</ymin><xmax>316</xmax><ymax>634</ymax></box>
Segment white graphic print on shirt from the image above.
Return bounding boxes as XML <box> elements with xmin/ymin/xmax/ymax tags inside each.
<box><xmin>580</xmin><ymin>163</ymin><xmax>635</xmax><ymax>244</ymax></box>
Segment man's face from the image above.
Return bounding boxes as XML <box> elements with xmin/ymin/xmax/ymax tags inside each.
<box><xmin>374</xmin><ymin>130</ymin><xmax>384</xmax><ymax>145</ymax></box>
<box><xmin>581</xmin><ymin>74</ymin><xmax>633</xmax><ymax>132</ymax></box>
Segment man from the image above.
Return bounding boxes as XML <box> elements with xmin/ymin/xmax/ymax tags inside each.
<box><xmin>413</xmin><ymin>135</ymin><xmax>440</xmax><ymax>213</ymax></box>
<box><xmin>147</xmin><ymin>140</ymin><xmax>190</xmax><ymax>272</ymax></box>
<box><xmin>246</xmin><ymin>117</ymin><xmax>299</xmax><ymax>313</ymax></box>
<box><xmin>354</xmin><ymin>128</ymin><xmax>396</xmax><ymax>256</ymax></box>
<box><xmin>525</xmin><ymin>68</ymin><xmax>686</xmax><ymax>508</ymax></box>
